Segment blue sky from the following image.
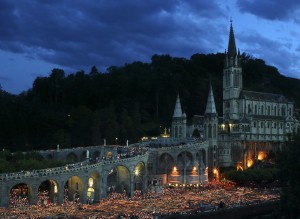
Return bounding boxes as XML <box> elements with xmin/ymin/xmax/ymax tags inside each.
<box><xmin>1</xmin><ymin>0</ymin><xmax>300</xmax><ymax>94</ymax></box>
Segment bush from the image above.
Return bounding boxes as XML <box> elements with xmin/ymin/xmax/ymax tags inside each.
<box><xmin>223</xmin><ymin>168</ymin><xmax>280</xmax><ymax>185</ymax></box>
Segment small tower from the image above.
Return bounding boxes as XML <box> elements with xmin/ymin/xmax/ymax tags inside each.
<box><xmin>171</xmin><ymin>94</ymin><xmax>187</xmax><ymax>138</ymax></box>
<box><xmin>204</xmin><ymin>84</ymin><xmax>219</xmax><ymax>178</ymax></box>
<box><xmin>223</xmin><ymin>20</ymin><xmax>242</xmax><ymax>121</ymax></box>
<box><xmin>204</xmin><ymin>84</ymin><xmax>218</xmax><ymax>141</ymax></box>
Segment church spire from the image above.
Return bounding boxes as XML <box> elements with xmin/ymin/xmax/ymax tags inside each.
<box><xmin>227</xmin><ymin>19</ymin><xmax>237</xmax><ymax>59</ymax></box>
<box><xmin>205</xmin><ymin>84</ymin><xmax>217</xmax><ymax>114</ymax></box>
<box><xmin>173</xmin><ymin>94</ymin><xmax>183</xmax><ymax>117</ymax></box>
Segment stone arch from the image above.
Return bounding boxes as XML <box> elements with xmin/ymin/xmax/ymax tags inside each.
<box><xmin>80</xmin><ymin>151</ymin><xmax>87</xmax><ymax>161</ymax></box>
<box><xmin>64</xmin><ymin>176</ymin><xmax>83</xmax><ymax>203</ymax></box>
<box><xmin>213</xmin><ymin>124</ymin><xmax>217</xmax><ymax>138</ymax></box>
<box><xmin>175</xmin><ymin>126</ymin><xmax>178</xmax><ymax>138</ymax></box>
<box><xmin>134</xmin><ymin>162</ymin><xmax>146</xmax><ymax>191</ymax></box>
<box><xmin>38</xmin><ymin>179</ymin><xmax>59</xmax><ymax>204</ymax></box>
<box><xmin>87</xmin><ymin>171</ymin><xmax>101</xmax><ymax>203</ymax></box>
<box><xmin>177</xmin><ymin>151</ymin><xmax>193</xmax><ymax>173</ymax></box>
<box><xmin>9</xmin><ymin>183</ymin><xmax>31</xmax><ymax>207</ymax></box>
<box><xmin>196</xmin><ymin>149</ymin><xmax>206</xmax><ymax>169</ymax></box>
<box><xmin>200</xmin><ymin>149</ymin><xmax>206</xmax><ymax>168</ymax></box>
<box><xmin>192</xmin><ymin>128</ymin><xmax>200</xmax><ymax>138</ymax></box>
<box><xmin>106</xmin><ymin>151</ymin><xmax>113</xmax><ymax>160</ymax></box>
<box><xmin>158</xmin><ymin>153</ymin><xmax>174</xmax><ymax>174</ymax></box>
<box><xmin>92</xmin><ymin>151</ymin><xmax>100</xmax><ymax>161</ymax></box>
<box><xmin>208</xmin><ymin>124</ymin><xmax>212</xmax><ymax>138</ymax></box>
<box><xmin>66</xmin><ymin>152</ymin><xmax>78</xmax><ymax>163</ymax></box>
<box><xmin>107</xmin><ymin>165</ymin><xmax>130</xmax><ymax>195</ymax></box>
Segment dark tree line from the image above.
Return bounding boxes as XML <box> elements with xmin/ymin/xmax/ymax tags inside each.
<box><xmin>1</xmin><ymin>53</ymin><xmax>300</xmax><ymax>151</ymax></box>
<box><xmin>278</xmin><ymin>132</ymin><xmax>300</xmax><ymax>217</ymax></box>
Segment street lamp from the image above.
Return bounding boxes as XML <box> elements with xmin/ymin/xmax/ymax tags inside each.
<box><xmin>115</xmin><ymin>137</ymin><xmax>118</xmax><ymax>145</ymax></box>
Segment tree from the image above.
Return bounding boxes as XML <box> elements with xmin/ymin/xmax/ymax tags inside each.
<box><xmin>279</xmin><ymin>133</ymin><xmax>300</xmax><ymax>217</ymax></box>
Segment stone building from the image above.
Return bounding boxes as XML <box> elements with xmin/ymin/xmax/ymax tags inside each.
<box><xmin>171</xmin><ymin>22</ymin><xmax>299</xmax><ymax>170</ymax></box>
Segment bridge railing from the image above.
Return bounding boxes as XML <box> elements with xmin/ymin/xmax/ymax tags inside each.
<box><xmin>0</xmin><ymin>151</ymin><xmax>148</xmax><ymax>181</ymax></box>
<box><xmin>157</xmin><ymin>142</ymin><xmax>207</xmax><ymax>151</ymax></box>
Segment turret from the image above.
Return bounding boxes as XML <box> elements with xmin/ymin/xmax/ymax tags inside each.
<box><xmin>171</xmin><ymin>94</ymin><xmax>187</xmax><ymax>138</ymax></box>
<box><xmin>204</xmin><ymin>83</ymin><xmax>219</xmax><ymax>179</ymax></box>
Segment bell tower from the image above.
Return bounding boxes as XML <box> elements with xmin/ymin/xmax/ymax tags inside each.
<box><xmin>223</xmin><ymin>21</ymin><xmax>242</xmax><ymax>121</ymax></box>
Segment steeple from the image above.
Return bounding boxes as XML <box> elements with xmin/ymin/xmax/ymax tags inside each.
<box><xmin>223</xmin><ymin>20</ymin><xmax>243</xmax><ymax>120</ymax></box>
<box><xmin>173</xmin><ymin>94</ymin><xmax>184</xmax><ymax>117</ymax></box>
<box><xmin>227</xmin><ymin>20</ymin><xmax>237</xmax><ymax>59</ymax></box>
<box><xmin>225</xmin><ymin>20</ymin><xmax>241</xmax><ymax>68</ymax></box>
<box><xmin>171</xmin><ymin>93</ymin><xmax>187</xmax><ymax>138</ymax></box>
<box><xmin>205</xmin><ymin>84</ymin><xmax>217</xmax><ymax>114</ymax></box>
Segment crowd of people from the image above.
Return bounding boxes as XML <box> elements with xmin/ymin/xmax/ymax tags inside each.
<box><xmin>0</xmin><ymin>181</ymin><xmax>280</xmax><ymax>219</ymax></box>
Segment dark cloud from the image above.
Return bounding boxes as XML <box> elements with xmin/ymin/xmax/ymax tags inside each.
<box><xmin>236</xmin><ymin>0</ymin><xmax>300</xmax><ymax>21</ymax></box>
<box><xmin>239</xmin><ymin>32</ymin><xmax>300</xmax><ymax>77</ymax></box>
<box><xmin>0</xmin><ymin>0</ymin><xmax>225</xmax><ymax>73</ymax></box>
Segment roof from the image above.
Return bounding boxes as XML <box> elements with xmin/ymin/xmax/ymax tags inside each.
<box><xmin>239</xmin><ymin>90</ymin><xmax>288</xmax><ymax>102</ymax></box>
<box><xmin>227</xmin><ymin>22</ymin><xmax>237</xmax><ymax>59</ymax></box>
<box><xmin>189</xmin><ymin>115</ymin><xmax>204</xmax><ymax>124</ymax></box>
<box><xmin>205</xmin><ymin>84</ymin><xmax>217</xmax><ymax>114</ymax></box>
<box><xmin>251</xmin><ymin>115</ymin><xmax>285</xmax><ymax>121</ymax></box>
<box><xmin>173</xmin><ymin>94</ymin><xmax>185</xmax><ymax>118</ymax></box>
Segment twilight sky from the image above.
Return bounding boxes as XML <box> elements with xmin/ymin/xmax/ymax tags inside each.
<box><xmin>1</xmin><ymin>0</ymin><xmax>300</xmax><ymax>94</ymax></box>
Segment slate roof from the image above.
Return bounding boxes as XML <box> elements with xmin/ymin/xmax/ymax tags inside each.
<box><xmin>239</xmin><ymin>90</ymin><xmax>288</xmax><ymax>102</ymax></box>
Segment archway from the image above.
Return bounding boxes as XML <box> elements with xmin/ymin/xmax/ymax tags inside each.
<box><xmin>134</xmin><ymin>162</ymin><xmax>145</xmax><ymax>191</ymax></box>
<box><xmin>64</xmin><ymin>176</ymin><xmax>83</xmax><ymax>203</ymax></box>
<box><xmin>80</xmin><ymin>151</ymin><xmax>87</xmax><ymax>161</ymax></box>
<box><xmin>192</xmin><ymin>128</ymin><xmax>200</xmax><ymax>138</ymax></box>
<box><xmin>200</xmin><ymin>149</ymin><xmax>206</xmax><ymax>168</ymax></box>
<box><xmin>92</xmin><ymin>151</ymin><xmax>100</xmax><ymax>162</ymax></box>
<box><xmin>87</xmin><ymin>171</ymin><xmax>101</xmax><ymax>203</ymax></box>
<box><xmin>38</xmin><ymin>180</ymin><xmax>59</xmax><ymax>205</ymax></box>
<box><xmin>10</xmin><ymin>183</ymin><xmax>31</xmax><ymax>207</ymax></box>
<box><xmin>66</xmin><ymin>153</ymin><xmax>78</xmax><ymax>163</ymax></box>
<box><xmin>158</xmin><ymin>153</ymin><xmax>174</xmax><ymax>174</ymax></box>
<box><xmin>106</xmin><ymin>151</ymin><xmax>113</xmax><ymax>160</ymax></box>
<box><xmin>177</xmin><ymin>151</ymin><xmax>193</xmax><ymax>174</ymax></box>
<box><xmin>107</xmin><ymin>165</ymin><xmax>130</xmax><ymax>195</ymax></box>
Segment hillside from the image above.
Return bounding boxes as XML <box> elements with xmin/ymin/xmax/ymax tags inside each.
<box><xmin>0</xmin><ymin>53</ymin><xmax>300</xmax><ymax>151</ymax></box>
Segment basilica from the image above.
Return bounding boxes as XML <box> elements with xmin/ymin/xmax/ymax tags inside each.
<box><xmin>170</xmin><ymin>23</ymin><xmax>300</xmax><ymax>171</ymax></box>
<box><xmin>1</xmin><ymin>23</ymin><xmax>299</xmax><ymax>207</ymax></box>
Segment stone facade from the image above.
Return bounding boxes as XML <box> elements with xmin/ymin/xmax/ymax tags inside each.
<box><xmin>171</xmin><ymin>23</ymin><xmax>299</xmax><ymax>170</ymax></box>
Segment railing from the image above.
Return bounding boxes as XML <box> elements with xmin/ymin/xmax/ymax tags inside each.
<box><xmin>157</xmin><ymin>142</ymin><xmax>207</xmax><ymax>151</ymax></box>
<box><xmin>38</xmin><ymin>145</ymin><xmax>120</xmax><ymax>154</ymax></box>
<box><xmin>0</xmin><ymin>152</ymin><xmax>148</xmax><ymax>181</ymax></box>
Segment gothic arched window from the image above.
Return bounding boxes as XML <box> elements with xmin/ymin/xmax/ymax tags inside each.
<box><xmin>208</xmin><ymin>124</ymin><xmax>212</xmax><ymax>138</ymax></box>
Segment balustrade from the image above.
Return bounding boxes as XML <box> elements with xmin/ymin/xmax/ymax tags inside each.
<box><xmin>0</xmin><ymin>151</ymin><xmax>148</xmax><ymax>181</ymax></box>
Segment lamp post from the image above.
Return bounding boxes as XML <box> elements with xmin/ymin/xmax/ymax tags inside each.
<box><xmin>115</xmin><ymin>137</ymin><xmax>118</xmax><ymax>145</ymax></box>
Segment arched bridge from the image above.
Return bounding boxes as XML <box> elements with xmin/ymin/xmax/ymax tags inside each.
<box><xmin>0</xmin><ymin>149</ymin><xmax>148</xmax><ymax>207</ymax></box>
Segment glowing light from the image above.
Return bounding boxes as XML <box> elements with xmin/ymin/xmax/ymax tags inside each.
<box><xmin>88</xmin><ymin>178</ymin><xmax>94</xmax><ymax>187</ymax></box>
<box><xmin>193</xmin><ymin>166</ymin><xmax>197</xmax><ymax>171</ymax></box>
<box><xmin>236</xmin><ymin>163</ymin><xmax>243</xmax><ymax>171</ymax></box>
<box><xmin>247</xmin><ymin>159</ymin><xmax>254</xmax><ymax>168</ymax></box>
<box><xmin>213</xmin><ymin>168</ymin><xmax>219</xmax><ymax>181</ymax></box>
<box><xmin>141</xmin><ymin>137</ymin><xmax>148</xmax><ymax>141</ymax></box>
<box><xmin>221</xmin><ymin>124</ymin><xmax>225</xmax><ymax>130</ymax></box>
<box><xmin>173</xmin><ymin>166</ymin><xmax>177</xmax><ymax>171</ymax></box>
<box><xmin>87</xmin><ymin>187</ymin><xmax>94</xmax><ymax>198</ymax></box>
<box><xmin>54</xmin><ymin>185</ymin><xmax>58</xmax><ymax>194</ymax></box>
<box><xmin>135</xmin><ymin>169</ymin><xmax>139</xmax><ymax>176</ymax></box>
<box><xmin>258</xmin><ymin>151</ymin><xmax>267</xmax><ymax>161</ymax></box>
